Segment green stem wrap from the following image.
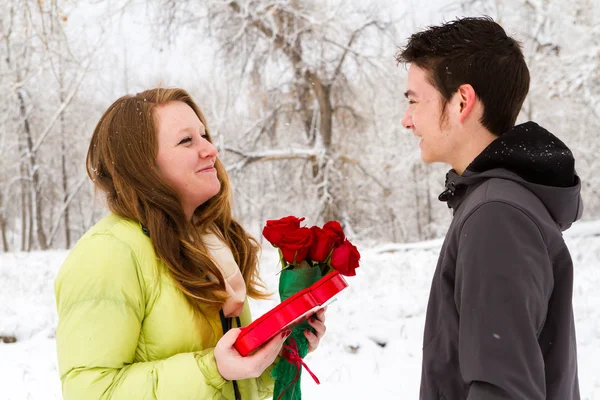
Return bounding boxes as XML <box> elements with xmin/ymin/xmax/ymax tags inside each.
<box><xmin>271</xmin><ymin>266</ymin><xmax>322</xmax><ymax>400</ymax></box>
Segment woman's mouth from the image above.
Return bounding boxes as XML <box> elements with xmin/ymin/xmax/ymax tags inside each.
<box><xmin>197</xmin><ymin>166</ymin><xmax>216</xmax><ymax>173</ymax></box>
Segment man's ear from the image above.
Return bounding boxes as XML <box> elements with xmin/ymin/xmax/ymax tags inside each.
<box><xmin>457</xmin><ymin>84</ymin><xmax>476</xmax><ymax>123</ymax></box>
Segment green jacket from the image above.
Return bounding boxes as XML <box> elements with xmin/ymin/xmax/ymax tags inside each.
<box><xmin>55</xmin><ymin>213</ymin><xmax>275</xmax><ymax>400</ymax></box>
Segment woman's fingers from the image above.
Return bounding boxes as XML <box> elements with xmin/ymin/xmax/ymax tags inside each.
<box><xmin>307</xmin><ymin>317</ymin><xmax>326</xmax><ymax>340</ymax></box>
<box><xmin>216</xmin><ymin>309</ymin><xmax>329</xmax><ymax>380</ymax></box>
<box><xmin>315</xmin><ymin>307</ymin><xmax>327</xmax><ymax>323</ymax></box>
<box><xmin>305</xmin><ymin>314</ymin><xmax>327</xmax><ymax>353</ymax></box>
<box><xmin>304</xmin><ymin>328</ymin><xmax>319</xmax><ymax>353</ymax></box>
<box><xmin>216</xmin><ymin>327</ymin><xmax>242</xmax><ymax>347</ymax></box>
<box><xmin>249</xmin><ymin>329</ymin><xmax>290</xmax><ymax>371</ymax></box>
<box><xmin>260</xmin><ymin>329</ymin><xmax>290</xmax><ymax>358</ymax></box>
<box><xmin>214</xmin><ymin>329</ymin><xmax>246</xmax><ymax>380</ymax></box>
<box><xmin>215</xmin><ymin>328</ymin><xmax>288</xmax><ymax>380</ymax></box>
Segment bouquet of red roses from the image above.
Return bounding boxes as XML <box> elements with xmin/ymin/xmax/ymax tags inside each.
<box><xmin>262</xmin><ymin>216</ymin><xmax>360</xmax><ymax>400</ymax></box>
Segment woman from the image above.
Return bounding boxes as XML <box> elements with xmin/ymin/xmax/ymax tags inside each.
<box><xmin>54</xmin><ymin>88</ymin><xmax>327</xmax><ymax>399</ymax></box>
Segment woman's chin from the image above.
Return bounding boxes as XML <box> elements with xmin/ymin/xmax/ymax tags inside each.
<box><xmin>195</xmin><ymin>183</ymin><xmax>222</xmax><ymax>208</ymax></box>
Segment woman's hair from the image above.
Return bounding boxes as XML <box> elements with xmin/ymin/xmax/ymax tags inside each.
<box><xmin>87</xmin><ymin>88</ymin><xmax>268</xmax><ymax>311</ymax></box>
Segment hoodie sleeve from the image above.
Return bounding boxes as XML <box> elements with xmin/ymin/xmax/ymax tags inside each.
<box><xmin>455</xmin><ymin>201</ymin><xmax>553</xmax><ymax>400</ymax></box>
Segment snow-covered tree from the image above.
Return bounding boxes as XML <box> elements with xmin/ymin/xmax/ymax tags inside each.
<box><xmin>0</xmin><ymin>0</ymin><xmax>96</xmax><ymax>251</ymax></box>
<box><xmin>1</xmin><ymin>0</ymin><xmax>598</xmax><ymax>250</ymax></box>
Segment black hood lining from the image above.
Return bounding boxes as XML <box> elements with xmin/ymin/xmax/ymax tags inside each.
<box><xmin>466</xmin><ymin>122</ymin><xmax>576</xmax><ymax>188</ymax></box>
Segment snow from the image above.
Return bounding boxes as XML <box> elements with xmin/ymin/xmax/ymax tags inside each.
<box><xmin>1</xmin><ymin>223</ymin><xmax>599</xmax><ymax>399</ymax></box>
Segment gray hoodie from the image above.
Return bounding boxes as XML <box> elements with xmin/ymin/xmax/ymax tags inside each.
<box><xmin>419</xmin><ymin>122</ymin><xmax>582</xmax><ymax>400</ymax></box>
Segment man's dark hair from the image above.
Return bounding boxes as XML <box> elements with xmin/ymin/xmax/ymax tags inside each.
<box><xmin>396</xmin><ymin>16</ymin><xmax>530</xmax><ymax>136</ymax></box>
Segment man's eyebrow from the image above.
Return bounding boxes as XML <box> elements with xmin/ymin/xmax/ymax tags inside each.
<box><xmin>404</xmin><ymin>90</ymin><xmax>416</xmax><ymax>98</ymax></box>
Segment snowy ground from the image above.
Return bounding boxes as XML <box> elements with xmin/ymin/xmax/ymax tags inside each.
<box><xmin>1</xmin><ymin>221</ymin><xmax>599</xmax><ymax>399</ymax></box>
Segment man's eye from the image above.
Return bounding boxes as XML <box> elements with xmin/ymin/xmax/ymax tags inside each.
<box><xmin>408</xmin><ymin>100</ymin><xmax>417</xmax><ymax>105</ymax></box>
<box><xmin>178</xmin><ymin>137</ymin><xmax>192</xmax><ymax>145</ymax></box>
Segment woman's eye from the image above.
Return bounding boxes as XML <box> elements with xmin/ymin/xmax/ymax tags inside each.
<box><xmin>408</xmin><ymin>100</ymin><xmax>416</xmax><ymax>105</ymax></box>
<box><xmin>178</xmin><ymin>137</ymin><xmax>192</xmax><ymax>145</ymax></box>
<box><xmin>201</xmin><ymin>134</ymin><xmax>209</xmax><ymax>140</ymax></box>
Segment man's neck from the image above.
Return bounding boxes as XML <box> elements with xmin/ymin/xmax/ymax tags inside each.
<box><xmin>452</xmin><ymin>127</ymin><xmax>498</xmax><ymax>175</ymax></box>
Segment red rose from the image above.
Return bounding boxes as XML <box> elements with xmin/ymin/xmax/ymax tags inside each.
<box><xmin>323</xmin><ymin>220</ymin><xmax>345</xmax><ymax>247</ymax></box>
<box><xmin>263</xmin><ymin>216</ymin><xmax>305</xmax><ymax>247</ymax></box>
<box><xmin>278</xmin><ymin>227</ymin><xmax>313</xmax><ymax>264</ymax></box>
<box><xmin>330</xmin><ymin>239</ymin><xmax>360</xmax><ymax>276</ymax></box>
<box><xmin>309</xmin><ymin>226</ymin><xmax>336</xmax><ymax>262</ymax></box>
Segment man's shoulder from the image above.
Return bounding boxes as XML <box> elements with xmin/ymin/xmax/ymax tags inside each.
<box><xmin>458</xmin><ymin>177</ymin><xmax>561</xmax><ymax>237</ymax></box>
<box><xmin>457</xmin><ymin>178</ymin><xmax>552</xmax><ymax>228</ymax></box>
<box><xmin>472</xmin><ymin>177</ymin><xmax>540</xmax><ymax>206</ymax></box>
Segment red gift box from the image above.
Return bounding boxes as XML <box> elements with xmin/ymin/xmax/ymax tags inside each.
<box><xmin>234</xmin><ymin>270</ymin><xmax>348</xmax><ymax>356</ymax></box>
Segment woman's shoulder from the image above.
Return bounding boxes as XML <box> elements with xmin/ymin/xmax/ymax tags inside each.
<box><xmin>55</xmin><ymin>213</ymin><xmax>159</xmax><ymax>294</ymax></box>
<box><xmin>75</xmin><ymin>212</ymin><xmax>156</xmax><ymax>256</ymax></box>
<box><xmin>54</xmin><ymin>213</ymin><xmax>153</xmax><ymax>328</ymax></box>
<box><xmin>80</xmin><ymin>212</ymin><xmax>147</xmax><ymax>244</ymax></box>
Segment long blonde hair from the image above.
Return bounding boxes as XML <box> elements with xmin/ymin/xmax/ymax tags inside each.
<box><xmin>87</xmin><ymin>88</ymin><xmax>268</xmax><ymax>310</ymax></box>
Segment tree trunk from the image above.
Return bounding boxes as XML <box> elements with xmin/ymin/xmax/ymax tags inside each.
<box><xmin>19</xmin><ymin>166</ymin><xmax>28</xmax><ymax>251</ymax></box>
<box><xmin>0</xmin><ymin>189</ymin><xmax>8</xmax><ymax>252</ymax></box>
<box><xmin>306</xmin><ymin>72</ymin><xmax>333</xmax><ymax>149</ymax></box>
<box><xmin>61</xmin><ymin>148</ymin><xmax>71</xmax><ymax>248</ymax></box>
<box><xmin>17</xmin><ymin>90</ymin><xmax>48</xmax><ymax>250</ymax></box>
<box><xmin>0</xmin><ymin>215</ymin><xmax>8</xmax><ymax>252</ymax></box>
<box><xmin>59</xmin><ymin>60</ymin><xmax>71</xmax><ymax>248</ymax></box>
<box><xmin>305</xmin><ymin>71</ymin><xmax>339</xmax><ymax>222</ymax></box>
<box><xmin>413</xmin><ymin>163</ymin><xmax>422</xmax><ymax>241</ymax></box>
<box><xmin>425</xmin><ymin>164</ymin><xmax>433</xmax><ymax>239</ymax></box>
<box><xmin>27</xmin><ymin>187</ymin><xmax>33</xmax><ymax>252</ymax></box>
<box><xmin>292</xmin><ymin>39</ymin><xmax>316</xmax><ymax>145</ymax></box>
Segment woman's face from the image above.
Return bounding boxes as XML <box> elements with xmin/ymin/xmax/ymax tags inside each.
<box><xmin>155</xmin><ymin>101</ymin><xmax>221</xmax><ymax>220</ymax></box>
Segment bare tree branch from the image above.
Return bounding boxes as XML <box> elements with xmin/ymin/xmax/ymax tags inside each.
<box><xmin>337</xmin><ymin>155</ymin><xmax>389</xmax><ymax>192</ymax></box>
<box><xmin>32</xmin><ymin>60</ymin><xmax>91</xmax><ymax>153</ymax></box>
<box><xmin>331</xmin><ymin>20</ymin><xmax>381</xmax><ymax>83</ymax></box>
<box><xmin>47</xmin><ymin>175</ymin><xmax>87</xmax><ymax>248</ymax></box>
<box><xmin>225</xmin><ymin>146</ymin><xmax>320</xmax><ymax>161</ymax></box>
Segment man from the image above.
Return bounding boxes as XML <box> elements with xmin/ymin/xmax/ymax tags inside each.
<box><xmin>396</xmin><ymin>17</ymin><xmax>582</xmax><ymax>399</ymax></box>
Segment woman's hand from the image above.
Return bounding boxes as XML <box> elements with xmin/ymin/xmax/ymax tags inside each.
<box><xmin>305</xmin><ymin>306</ymin><xmax>327</xmax><ymax>354</ymax></box>
<box><xmin>214</xmin><ymin>328</ymin><xmax>290</xmax><ymax>381</ymax></box>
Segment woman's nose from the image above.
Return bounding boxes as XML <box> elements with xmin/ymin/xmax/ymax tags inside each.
<box><xmin>198</xmin><ymin>137</ymin><xmax>218</xmax><ymax>158</ymax></box>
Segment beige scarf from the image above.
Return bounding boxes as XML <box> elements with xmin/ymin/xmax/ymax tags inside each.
<box><xmin>202</xmin><ymin>232</ymin><xmax>246</xmax><ymax>317</ymax></box>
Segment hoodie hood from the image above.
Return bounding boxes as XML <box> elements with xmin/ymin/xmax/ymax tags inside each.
<box><xmin>440</xmin><ymin>121</ymin><xmax>583</xmax><ymax>230</ymax></box>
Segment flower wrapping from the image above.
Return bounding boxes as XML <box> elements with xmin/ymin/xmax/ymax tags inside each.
<box><xmin>264</xmin><ymin>216</ymin><xmax>360</xmax><ymax>400</ymax></box>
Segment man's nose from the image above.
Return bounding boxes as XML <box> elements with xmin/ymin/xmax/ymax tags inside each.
<box><xmin>402</xmin><ymin>109</ymin><xmax>413</xmax><ymax>130</ymax></box>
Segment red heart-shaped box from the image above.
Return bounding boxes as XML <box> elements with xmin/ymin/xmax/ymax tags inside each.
<box><xmin>234</xmin><ymin>270</ymin><xmax>348</xmax><ymax>356</ymax></box>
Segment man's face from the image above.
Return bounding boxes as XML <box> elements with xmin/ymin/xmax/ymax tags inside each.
<box><xmin>402</xmin><ymin>65</ymin><xmax>460</xmax><ymax>165</ymax></box>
